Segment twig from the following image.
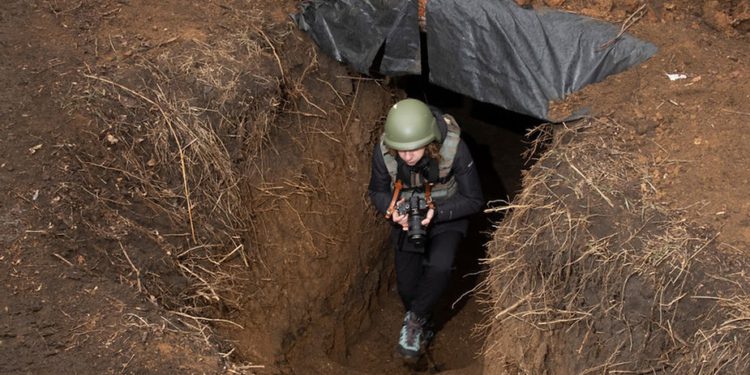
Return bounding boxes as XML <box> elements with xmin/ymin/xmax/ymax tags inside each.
<box><xmin>284</xmin><ymin>110</ymin><xmax>326</xmax><ymax>119</ymax></box>
<box><xmin>451</xmin><ymin>283</ymin><xmax>482</xmax><ymax>310</ymax></box>
<box><xmin>49</xmin><ymin>0</ymin><xmax>83</xmax><ymax>16</ymax></box>
<box><xmin>109</xmin><ymin>34</ymin><xmax>118</xmax><ymax>53</ymax></box>
<box><xmin>343</xmin><ymin>79</ymin><xmax>361</xmax><ymax>131</ymax></box>
<box><xmin>31</xmin><ymin>59</ymin><xmax>65</xmax><ymax>74</ymax></box>
<box><xmin>598</xmin><ymin>3</ymin><xmax>648</xmax><ymax>50</ymax></box>
<box><xmin>217</xmin><ymin>244</ymin><xmax>243</xmax><ymax>265</ymax></box>
<box><xmin>254</xmin><ymin>26</ymin><xmax>285</xmax><ymax>85</ymax></box>
<box><xmin>155</xmin><ymin>84</ymin><xmax>197</xmax><ymax>244</ymax></box>
<box><xmin>169</xmin><ymin>310</ymin><xmax>244</xmax><ymax>329</ymax></box>
<box><xmin>100</xmin><ymin>7</ymin><xmax>121</xmax><ymax>18</ymax></box>
<box><xmin>565</xmin><ymin>155</ymin><xmax>614</xmax><ymax>207</ymax></box>
<box><xmin>721</xmin><ymin>108</ymin><xmax>750</xmax><ymax>116</ymax></box>
<box><xmin>316</xmin><ymin>78</ymin><xmax>346</xmax><ymax>106</ymax></box>
<box><xmin>176</xmin><ymin>244</ymin><xmax>215</xmax><ymax>258</ymax></box>
<box><xmin>177</xmin><ymin>263</ymin><xmax>219</xmax><ymax>301</ymax></box>
<box><xmin>120</xmin><ymin>353</ymin><xmax>135</xmax><ymax>374</ymax></box>
<box><xmin>335</xmin><ymin>75</ymin><xmax>383</xmax><ymax>81</ymax></box>
<box><xmin>298</xmin><ymin>91</ymin><xmax>327</xmax><ymax>116</ymax></box>
<box><xmin>53</xmin><ymin>253</ymin><xmax>74</xmax><ymax>267</ymax></box>
<box><xmin>495</xmin><ymin>292</ymin><xmax>533</xmax><ymax>321</ymax></box>
<box><xmin>484</xmin><ymin>204</ymin><xmax>531</xmax><ymax>213</ymax></box>
<box><xmin>152</xmin><ymin>36</ymin><xmax>179</xmax><ymax>50</ymax></box>
<box><xmin>308</xmin><ymin>129</ymin><xmax>342</xmax><ymax>143</ymax></box>
<box><xmin>123</xmin><ymin>313</ymin><xmax>154</xmax><ymax>329</ymax></box>
<box><xmin>120</xmin><ymin>243</ymin><xmax>143</xmax><ymax>293</ymax></box>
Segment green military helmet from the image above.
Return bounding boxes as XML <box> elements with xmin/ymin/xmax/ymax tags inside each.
<box><xmin>383</xmin><ymin>98</ymin><xmax>442</xmax><ymax>151</ymax></box>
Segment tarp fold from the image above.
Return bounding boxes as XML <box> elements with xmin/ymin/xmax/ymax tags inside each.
<box><xmin>295</xmin><ymin>0</ymin><xmax>657</xmax><ymax>121</ymax></box>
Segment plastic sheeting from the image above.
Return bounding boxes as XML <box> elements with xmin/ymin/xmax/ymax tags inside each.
<box><xmin>295</xmin><ymin>0</ymin><xmax>421</xmax><ymax>75</ymax></box>
<box><xmin>295</xmin><ymin>0</ymin><xmax>657</xmax><ymax>121</ymax></box>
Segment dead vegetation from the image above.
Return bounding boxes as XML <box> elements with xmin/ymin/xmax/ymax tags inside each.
<box><xmin>483</xmin><ymin>118</ymin><xmax>750</xmax><ymax>374</ymax></box>
<box><xmin>66</xmin><ymin>24</ymin><xmax>285</xmax><ymax>357</ymax></box>
<box><xmin>61</xmin><ymin>7</ymin><xmax>392</xmax><ymax>366</ymax></box>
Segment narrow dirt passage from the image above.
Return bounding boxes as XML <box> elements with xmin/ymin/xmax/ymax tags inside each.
<box><xmin>334</xmin><ymin>88</ymin><xmax>539</xmax><ymax>374</ymax></box>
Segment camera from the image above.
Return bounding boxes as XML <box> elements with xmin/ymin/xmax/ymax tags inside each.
<box><xmin>397</xmin><ymin>193</ymin><xmax>429</xmax><ymax>247</ymax></box>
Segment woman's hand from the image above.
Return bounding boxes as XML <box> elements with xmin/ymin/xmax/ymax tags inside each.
<box><xmin>391</xmin><ymin>199</ymin><xmax>409</xmax><ymax>231</ymax></box>
<box><xmin>420</xmin><ymin>207</ymin><xmax>435</xmax><ymax>227</ymax></box>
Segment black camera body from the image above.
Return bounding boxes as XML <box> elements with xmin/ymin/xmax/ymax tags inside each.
<box><xmin>397</xmin><ymin>193</ymin><xmax>429</xmax><ymax>247</ymax></box>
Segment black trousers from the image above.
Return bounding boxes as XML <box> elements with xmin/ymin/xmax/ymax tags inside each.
<box><xmin>394</xmin><ymin>231</ymin><xmax>462</xmax><ymax>317</ymax></box>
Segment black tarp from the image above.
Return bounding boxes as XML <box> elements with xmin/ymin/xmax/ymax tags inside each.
<box><xmin>295</xmin><ymin>0</ymin><xmax>657</xmax><ymax>121</ymax></box>
<box><xmin>295</xmin><ymin>0</ymin><xmax>421</xmax><ymax>75</ymax></box>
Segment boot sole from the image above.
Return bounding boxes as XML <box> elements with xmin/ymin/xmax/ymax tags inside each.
<box><xmin>395</xmin><ymin>345</ymin><xmax>421</xmax><ymax>363</ymax></box>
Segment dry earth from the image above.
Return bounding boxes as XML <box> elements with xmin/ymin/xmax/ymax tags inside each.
<box><xmin>1</xmin><ymin>0</ymin><xmax>749</xmax><ymax>374</ymax></box>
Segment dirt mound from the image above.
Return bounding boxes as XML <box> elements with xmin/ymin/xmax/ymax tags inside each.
<box><xmin>518</xmin><ymin>0</ymin><xmax>750</xmax><ymax>34</ymax></box>
<box><xmin>3</xmin><ymin>0</ymin><xmax>402</xmax><ymax>373</ymax></box>
<box><xmin>58</xmin><ymin>0</ymin><xmax>396</xmax><ymax>371</ymax></box>
<box><xmin>1</xmin><ymin>1</ymin><xmax>248</xmax><ymax>372</ymax></box>
<box><xmin>483</xmin><ymin>118</ymin><xmax>749</xmax><ymax>373</ymax></box>
<box><xmin>484</xmin><ymin>1</ymin><xmax>750</xmax><ymax>373</ymax></box>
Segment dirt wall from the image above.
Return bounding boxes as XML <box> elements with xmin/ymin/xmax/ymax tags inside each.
<box><xmin>482</xmin><ymin>119</ymin><xmax>735</xmax><ymax>373</ymax></box>
<box><xmin>483</xmin><ymin>1</ymin><xmax>750</xmax><ymax>373</ymax></box>
<box><xmin>223</xmin><ymin>33</ymin><xmax>396</xmax><ymax>366</ymax></box>
<box><xmin>7</xmin><ymin>0</ymin><xmax>399</xmax><ymax>372</ymax></box>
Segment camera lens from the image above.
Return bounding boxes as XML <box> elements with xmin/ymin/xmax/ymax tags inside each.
<box><xmin>408</xmin><ymin>214</ymin><xmax>426</xmax><ymax>247</ymax></box>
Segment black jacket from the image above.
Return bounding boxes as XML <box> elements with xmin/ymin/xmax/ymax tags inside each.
<box><xmin>368</xmin><ymin>108</ymin><xmax>484</xmax><ymax>246</ymax></box>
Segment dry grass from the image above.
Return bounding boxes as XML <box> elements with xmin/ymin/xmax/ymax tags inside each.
<box><xmin>69</xmin><ymin>24</ymin><xmax>285</xmax><ymax>358</ymax></box>
<box><xmin>482</xmin><ymin>118</ymin><xmax>750</xmax><ymax>373</ymax></box>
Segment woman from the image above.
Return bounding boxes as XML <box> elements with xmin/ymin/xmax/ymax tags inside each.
<box><xmin>368</xmin><ymin>98</ymin><xmax>484</xmax><ymax>359</ymax></box>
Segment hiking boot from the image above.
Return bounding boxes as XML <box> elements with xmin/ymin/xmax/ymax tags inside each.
<box><xmin>397</xmin><ymin>311</ymin><xmax>427</xmax><ymax>359</ymax></box>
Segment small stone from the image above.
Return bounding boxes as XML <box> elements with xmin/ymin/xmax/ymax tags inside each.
<box><xmin>30</xmin><ymin>303</ymin><xmax>43</xmax><ymax>312</ymax></box>
<box><xmin>106</xmin><ymin>134</ymin><xmax>119</xmax><ymax>145</ymax></box>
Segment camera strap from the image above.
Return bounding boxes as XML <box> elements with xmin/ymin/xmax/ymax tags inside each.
<box><xmin>384</xmin><ymin>180</ymin><xmax>403</xmax><ymax>219</ymax></box>
<box><xmin>384</xmin><ymin>180</ymin><xmax>434</xmax><ymax>220</ymax></box>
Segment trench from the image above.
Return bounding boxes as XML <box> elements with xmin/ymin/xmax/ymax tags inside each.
<box><xmin>223</xmin><ymin>31</ymin><xmax>546</xmax><ymax>373</ymax></box>
<box><xmin>335</xmin><ymin>80</ymin><xmax>544</xmax><ymax>373</ymax></box>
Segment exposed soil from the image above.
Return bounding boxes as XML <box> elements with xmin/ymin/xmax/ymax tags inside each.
<box><xmin>1</xmin><ymin>0</ymin><xmax>749</xmax><ymax>374</ymax></box>
<box><xmin>550</xmin><ymin>1</ymin><xmax>750</xmax><ymax>257</ymax></box>
<box><xmin>489</xmin><ymin>0</ymin><xmax>750</xmax><ymax>374</ymax></box>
